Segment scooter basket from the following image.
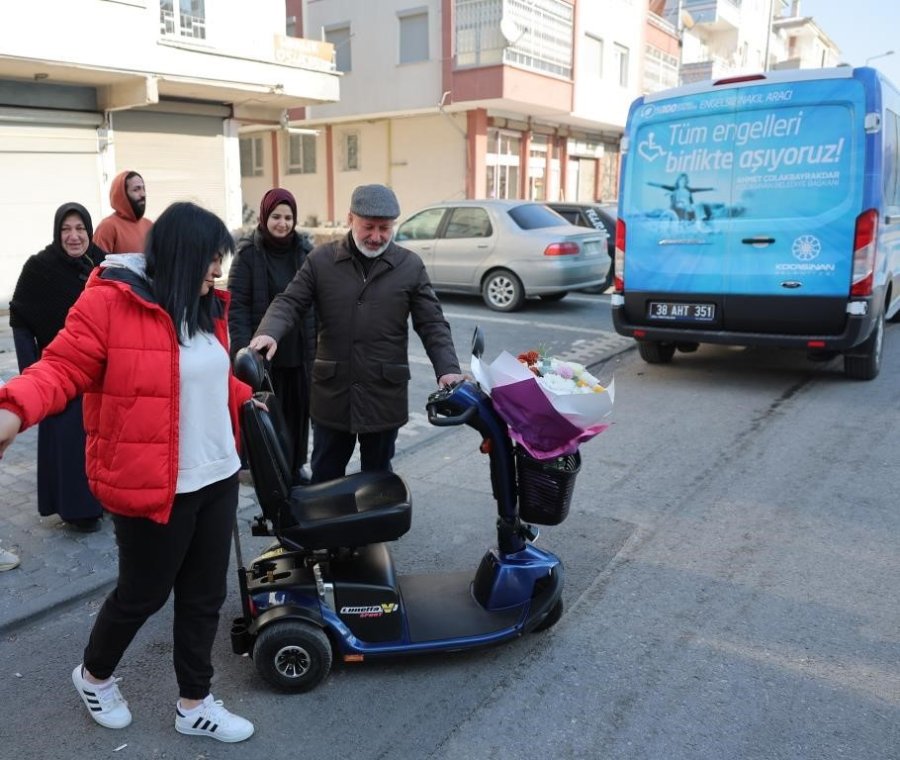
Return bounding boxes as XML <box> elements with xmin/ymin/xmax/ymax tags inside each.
<box><xmin>515</xmin><ymin>448</ymin><xmax>581</xmax><ymax>525</ymax></box>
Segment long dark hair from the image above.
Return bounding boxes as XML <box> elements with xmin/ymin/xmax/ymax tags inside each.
<box><xmin>144</xmin><ymin>202</ymin><xmax>233</xmax><ymax>342</ymax></box>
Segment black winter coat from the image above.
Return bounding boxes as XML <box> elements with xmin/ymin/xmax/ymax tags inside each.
<box><xmin>256</xmin><ymin>234</ymin><xmax>461</xmax><ymax>433</ymax></box>
<box><xmin>227</xmin><ymin>229</ymin><xmax>316</xmax><ymax>367</ymax></box>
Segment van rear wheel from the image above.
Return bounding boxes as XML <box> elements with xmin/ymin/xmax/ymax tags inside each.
<box><xmin>844</xmin><ymin>312</ymin><xmax>884</xmax><ymax>380</ymax></box>
<box><xmin>637</xmin><ymin>340</ymin><xmax>676</xmax><ymax>364</ymax></box>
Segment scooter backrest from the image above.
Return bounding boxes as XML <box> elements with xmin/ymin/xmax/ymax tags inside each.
<box><xmin>239</xmin><ymin>391</ymin><xmax>296</xmax><ymax>523</ymax></box>
<box><xmin>233</xmin><ymin>347</ymin><xmax>267</xmax><ymax>393</ymax></box>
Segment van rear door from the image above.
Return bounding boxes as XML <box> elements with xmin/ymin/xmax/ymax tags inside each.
<box><xmin>621</xmin><ymin>71</ymin><xmax>865</xmax><ymax>336</ymax></box>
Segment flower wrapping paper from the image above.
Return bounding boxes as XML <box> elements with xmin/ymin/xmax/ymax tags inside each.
<box><xmin>471</xmin><ymin>351</ymin><xmax>614</xmax><ymax>460</ymax></box>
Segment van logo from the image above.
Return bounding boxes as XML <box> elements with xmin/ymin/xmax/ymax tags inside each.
<box><xmin>781</xmin><ymin>281</ymin><xmax>803</xmax><ymax>289</ymax></box>
<box><xmin>638</xmin><ymin>131</ymin><xmax>666</xmax><ymax>162</ymax></box>
<box><xmin>791</xmin><ymin>235</ymin><xmax>821</xmax><ymax>261</ymax></box>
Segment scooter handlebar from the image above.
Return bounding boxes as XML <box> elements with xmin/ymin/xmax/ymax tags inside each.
<box><xmin>426</xmin><ymin>401</ymin><xmax>478</xmax><ymax>427</ymax></box>
<box><xmin>426</xmin><ymin>381</ymin><xmax>482</xmax><ymax>426</ymax></box>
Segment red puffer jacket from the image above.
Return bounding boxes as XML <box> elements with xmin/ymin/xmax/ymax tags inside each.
<box><xmin>0</xmin><ymin>267</ymin><xmax>251</xmax><ymax>524</ymax></box>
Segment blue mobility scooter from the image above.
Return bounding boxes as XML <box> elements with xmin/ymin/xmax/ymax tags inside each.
<box><xmin>230</xmin><ymin>329</ymin><xmax>581</xmax><ymax>692</ymax></box>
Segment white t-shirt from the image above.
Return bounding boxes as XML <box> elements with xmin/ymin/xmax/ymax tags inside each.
<box><xmin>176</xmin><ymin>330</ymin><xmax>241</xmax><ymax>493</ymax></box>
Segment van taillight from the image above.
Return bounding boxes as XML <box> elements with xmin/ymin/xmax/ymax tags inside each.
<box><xmin>851</xmin><ymin>209</ymin><xmax>878</xmax><ymax>297</ymax></box>
<box><xmin>544</xmin><ymin>242</ymin><xmax>580</xmax><ymax>256</ymax></box>
<box><xmin>713</xmin><ymin>74</ymin><xmax>766</xmax><ymax>86</ymax></box>
<box><xmin>614</xmin><ymin>218</ymin><xmax>626</xmax><ymax>291</ymax></box>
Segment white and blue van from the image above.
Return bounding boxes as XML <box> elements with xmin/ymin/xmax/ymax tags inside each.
<box><xmin>612</xmin><ymin>67</ymin><xmax>900</xmax><ymax>379</ymax></box>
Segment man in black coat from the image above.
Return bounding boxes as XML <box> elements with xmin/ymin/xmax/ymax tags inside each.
<box><xmin>250</xmin><ymin>184</ymin><xmax>464</xmax><ymax>482</ymax></box>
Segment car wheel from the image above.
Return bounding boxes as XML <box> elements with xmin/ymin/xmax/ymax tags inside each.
<box><xmin>482</xmin><ymin>269</ymin><xmax>525</xmax><ymax>312</ymax></box>
<box><xmin>253</xmin><ymin>620</ymin><xmax>332</xmax><ymax>692</ymax></box>
<box><xmin>540</xmin><ymin>292</ymin><xmax>568</xmax><ymax>302</ymax></box>
<box><xmin>637</xmin><ymin>340</ymin><xmax>676</xmax><ymax>364</ymax></box>
<box><xmin>844</xmin><ymin>311</ymin><xmax>884</xmax><ymax>380</ymax></box>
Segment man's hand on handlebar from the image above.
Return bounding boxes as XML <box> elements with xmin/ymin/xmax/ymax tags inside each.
<box><xmin>438</xmin><ymin>373</ymin><xmax>467</xmax><ymax>389</ymax></box>
<box><xmin>249</xmin><ymin>334</ymin><xmax>278</xmax><ymax>360</ymax></box>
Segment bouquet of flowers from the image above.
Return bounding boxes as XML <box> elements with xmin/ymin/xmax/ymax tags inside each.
<box><xmin>471</xmin><ymin>348</ymin><xmax>614</xmax><ymax>460</ymax></box>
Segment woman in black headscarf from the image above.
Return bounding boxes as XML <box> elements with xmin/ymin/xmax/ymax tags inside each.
<box><xmin>227</xmin><ymin>188</ymin><xmax>316</xmax><ymax>484</ymax></box>
<box><xmin>9</xmin><ymin>202</ymin><xmax>106</xmax><ymax>531</ymax></box>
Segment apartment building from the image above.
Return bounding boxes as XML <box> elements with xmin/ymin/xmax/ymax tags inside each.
<box><xmin>661</xmin><ymin>0</ymin><xmax>839</xmax><ymax>83</ymax></box>
<box><xmin>240</xmin><ymin>0</ymin><xmax>647</xmax><ymax>227</ymax></box>
<box><xmin>0</xmin><ymin>0</ymin><xmax>339</xmax><ymax>303</ymax></box>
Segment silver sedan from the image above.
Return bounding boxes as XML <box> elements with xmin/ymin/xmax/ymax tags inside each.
<box><xmin>395</xmin><ymin>199</ymin><xmax>609</xmax><ymax>311</ymax></box>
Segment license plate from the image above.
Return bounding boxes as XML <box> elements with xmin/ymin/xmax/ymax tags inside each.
<box><xmin>582</xmin><ymin>240</ymin><xmax>602</xmax><ymax>256</ymax></box>
<box><xmin>648</xmin><ymin>302</ymin><xmax>716</xmax><ymax>321</ymax></box>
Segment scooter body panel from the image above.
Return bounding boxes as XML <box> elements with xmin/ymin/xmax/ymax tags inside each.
<box><xmin>242</xmin><ymin>542</ymin><xmax>563</xmax><ymax>659</ymax></box>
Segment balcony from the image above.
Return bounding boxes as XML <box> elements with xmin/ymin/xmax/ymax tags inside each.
<box><xmin>679</xmin><ymin>55</ymin><xmax>735</xmax><ymax>84</ymax></box>
<box><xmin>455</xmin><ymin>0</ymin><xmax>574</xmax><ymax>79</ymax></box>
<box><xmin>674</xmin><ymin>0</ymin><xmax>742</xmax><ymax>33</ymax></box>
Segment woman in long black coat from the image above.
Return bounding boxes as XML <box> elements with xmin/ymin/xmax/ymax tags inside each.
<box><xmin>9</xmin><ymin>202</ymin><xmax>106</xmax><ymax>531</ymax></box>
<box><xmin>228</xmin><ymin>188</ymin><xmax>315</xmax><ymax>484</ymax></box>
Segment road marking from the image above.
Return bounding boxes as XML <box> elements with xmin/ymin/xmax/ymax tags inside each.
<box><xmin>441</xmin><ymin>310</ymin><xmax>605</xmax><ymax>335</ymax></box>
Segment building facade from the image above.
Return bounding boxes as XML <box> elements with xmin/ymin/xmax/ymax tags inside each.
<box><xmin>240</xmin><ymin>0</ymin><xmax>648</xmax><ymax>227</ymax></box>
<box><xmin>0</xmin><ymin>0</ymin><xmax>339</xmax><ymax>303</ymax></box>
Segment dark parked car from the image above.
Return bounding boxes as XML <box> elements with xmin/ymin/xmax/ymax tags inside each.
<box><xmin>395</xmin><ymin>200</ymin><xmax>608</xmax><ymax>312</ymax></box>
<box><xmin>545</xmin><ymin>202</ymin><xmax>617</xmax><ymax>292</ymax></box>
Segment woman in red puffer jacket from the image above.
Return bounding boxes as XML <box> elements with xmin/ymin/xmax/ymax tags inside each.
<box><xmin>0</xmin><ymin>202</ymin><xmax>256</xmax><ymax>744</ymax></box>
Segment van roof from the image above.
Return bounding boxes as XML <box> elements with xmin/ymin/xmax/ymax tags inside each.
<box><xmin>641</xmin><ymin>66</ymin><xmax>863</xmax><ymax>104</ymax></box>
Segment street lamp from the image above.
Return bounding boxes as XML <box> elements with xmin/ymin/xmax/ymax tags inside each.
<box><xmin>865</xmin><ymin>50</ymin><xmax>894</xmax><ymax>66</ymax></box>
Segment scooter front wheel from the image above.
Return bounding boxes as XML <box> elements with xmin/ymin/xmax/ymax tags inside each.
<box><xmin>253</xmin><ymin>620</ymin><xmax>332</xmax><ymax>692</ymax></box>
<box><xmin>532</xmin><ymin>598</ymin><xmax>564</xmax><ymax>633</ymax></box>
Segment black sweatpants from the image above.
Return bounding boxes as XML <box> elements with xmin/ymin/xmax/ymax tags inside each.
<box><xmin>82</xmin><ymin>473</ymin><xmax>239</xmax><ymax>699</ymax></box>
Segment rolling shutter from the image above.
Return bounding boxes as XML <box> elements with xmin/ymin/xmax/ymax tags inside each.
<box><xmin>0</xmin><ymin>113</ymin><xmax>103</xmax><ymax>304</ymax></box>
<box><xmin>111</xmin><ymin>109</ymin><xmax>227</xmax><ymax>222</ymax></box>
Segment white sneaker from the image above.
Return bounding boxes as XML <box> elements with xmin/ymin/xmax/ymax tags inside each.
<box><xmin>175</xmin><ymin>694</ymin><xmax>254</xmax><ymax>743</ymax></box>
<box><xmin>0</xmin><ymin>546</ymin><xmax>19</xmax><ymax>571</ymax></box>
<box><xmin>71</xmin><ymin>664</ymin><xmax>132</xmax><ymax>729</ymax></box>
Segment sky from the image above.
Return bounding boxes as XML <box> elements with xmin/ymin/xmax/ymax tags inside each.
<box><xmin>801</xmin><ymin>0</ymin><xmax>900</xmax><ymax>85</ymax></box>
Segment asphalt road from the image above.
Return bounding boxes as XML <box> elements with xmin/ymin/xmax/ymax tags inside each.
<box><xmin>3</xmin><ymin>294</ymin><xmax>899</xmax><ymax>759</ymax></box>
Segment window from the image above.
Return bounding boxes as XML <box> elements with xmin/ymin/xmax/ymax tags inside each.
<box><xmin>444</xmin><ymin>207</ymin><xmax>492</xmax><ymax>238</ymax></box>
<box><xmin>325</xmin><ymin>24</ymin><xmax>352</xmax><ymax>73</ymax></box>
<box><xmin>239</xmin><ymin>137</ymin><xmax>263</xmax><ymax>178</ymax></box>
<box><xmin>614</xmin><ymin>43</ymin><xmax>629</xmax><ymax>87</ymax></box>
<box><xmin>508</xmin><ymin>203</ymin><xmax>572</xmax><ymax>230</ymax></box>
<box><xmin>341</xmin><ymin>131</ymin><xmax>360</xmax><ymax>171</ymax></box>
<box><xmin>455</xmin><ymin>0</ymin><xmax>573</xmax><ymax>77</ymax></box>
<box><xmin>585</xmin><ymin>34</ymin><xmax>603</xmax><ymax>77</ymax></box>
<box><xmin>396</xmin><ymin>207</ymin><xmax>446</xmax><ymax>241</ymax></box>
<box><xmin>160</xmin><ymin>0</ymin><xmax>206</xmax><ymax>40</ymax></box>
<box><xmin>884</xmin><ymin>110</ymin><xmax>900</xmax><ymax>208</ymax></box>
<box><xmin>399</xmin><ymin>9</ymin><xmax>429</xmax><ymax>64</ymax></box>
<box><xmin>486</xmin><ymin>129</ymin><xmax>521</xmax><ymax>199</ymax></box>
<box><xmin>288</xmin><ymin>133</ymin><xmax>317</xmax><ymax>175</ymax></box>
<box><xmin>644</xmin><ymin>45</ymin><xmax>679</xmax><ymax>93</ymax></box>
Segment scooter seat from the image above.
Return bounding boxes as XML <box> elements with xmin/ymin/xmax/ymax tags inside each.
<box><xmin>238</xmin><ymin>385</ymin><xmax>411</xmax><ymax>551</ymax></box>
<box><xmin>282</xmin><ymin>472</ymin><xmax>412</xmax><ymax>549</ymax></box>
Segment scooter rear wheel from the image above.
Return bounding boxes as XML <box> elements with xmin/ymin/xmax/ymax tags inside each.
<box><xmin>253</xmin><ymin>620</ymin><xmax>332</xmax><ymax>692</ymax></box>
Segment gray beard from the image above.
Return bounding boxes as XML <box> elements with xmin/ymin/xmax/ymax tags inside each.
<box><xmin>352</xmin><ymin>231</ymin><xmax>391</xmax><ymax>258</ymax></box>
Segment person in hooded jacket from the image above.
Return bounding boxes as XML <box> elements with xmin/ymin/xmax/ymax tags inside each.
<box><xmin>9</xmin><ymin>202</ymin><xmax>106</xmax><ymax>531</ymax></box>
<box><xmin>227</xmin><ymin>188</ymin><xmax>315</xmax><ymax>483</ymax></box>
<box><xmin>93</xmin><ymin>170</ymin><xmax>153</xmax><ymax>253</ymax></box>
<box><xmin>0</xmin><ymin>202</ymin><xmax>256</xmax><ymax>744</ymax></box>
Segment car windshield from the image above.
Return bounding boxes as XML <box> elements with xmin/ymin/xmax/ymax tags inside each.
<box><xmin>507</xmin><ymin>203</ymin><xmax>569</xmax><ymax>230</ymax></box>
